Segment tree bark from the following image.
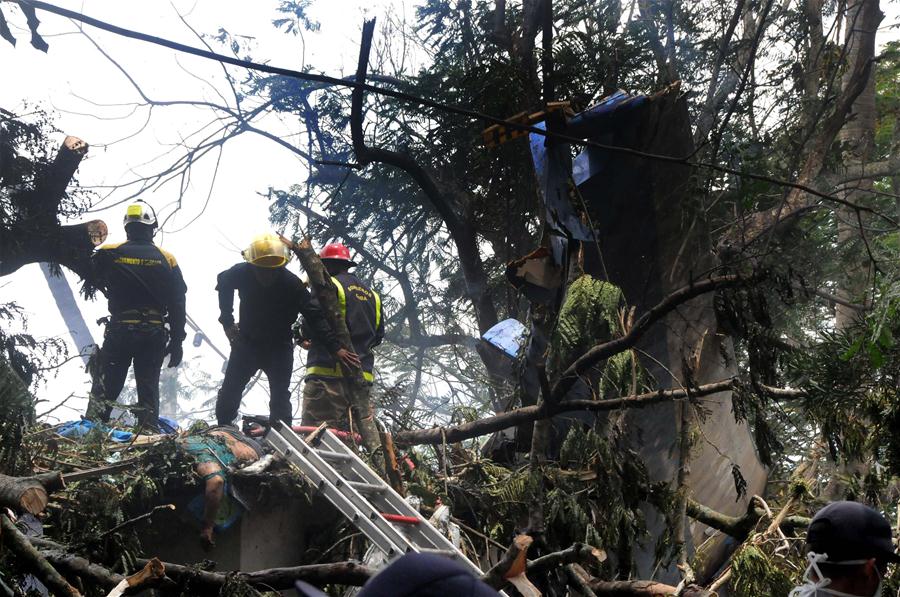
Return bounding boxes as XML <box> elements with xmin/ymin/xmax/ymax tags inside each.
<box><xmin>0</xmin><ymin>135</ymin><xmax>106</xmax><ymax>280</ymax></box>
<box><xmin>394</xmin><ymin>379</ymin><xmax>735</xmax><ymax>445</ymax></box>
<box><xmin>349</xmin><ymin>19</ymin><xmax>499</xmax><ymax>337</ymax></box>
<box><xmin>0</xmin><ymin>514</ymin><xmax>81</xmax><ymax>597</ymax></box>
<box><xmin>285</xmin><ymin>237</ymin><xmax>387</xmax><ymax>477</ymax></box>
<box><xmin>0</xmin><ymin>471</ymin><xmax>63</xmax><ymax>515</ymax></box>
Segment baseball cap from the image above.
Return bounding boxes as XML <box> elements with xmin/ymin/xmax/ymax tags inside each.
<box><xmin>295</xmin><ymin>552</ymin><xmax>502</xmax><ymax>597</ymax></box>
<box><xmin>806</xmin><ymin>501</ymin><xmax>900</xmax><ymax>563</ymax></box>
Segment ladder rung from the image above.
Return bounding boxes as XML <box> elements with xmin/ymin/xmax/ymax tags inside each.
<box><xmin>382</xmin><ymin>513</ymin><xmax>420</xmax><ymax>525</ymax></box>
<box><xmin>348</xmin><ymin>481</ymin><xmax>386</xmax><ymax>494</ymax></box>
<box><xmin>316</xmin><ymin>449</ymin><xmax>354</xmax><ymax>462</ymax></box>
<box><xmin>418</xmin><ymin>548</ymin><xmax>459</xmax><ymax>558</ymax></box>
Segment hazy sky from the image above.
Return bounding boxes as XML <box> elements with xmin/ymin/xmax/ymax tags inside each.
<box><xmin>1</xmin><ymin>0</ymin><xmax>406</xmax><ymax>422</ymax></box>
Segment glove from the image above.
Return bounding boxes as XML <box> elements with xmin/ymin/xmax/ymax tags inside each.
<box><xmin>224</xmin><ymin>324</ymin><xmax>241</xmax><ymax>346</ymax></box>
<box><xmin>166</xmin><ymin>340</ymin><xmax>183</xmax><ymax>368</ymax></box>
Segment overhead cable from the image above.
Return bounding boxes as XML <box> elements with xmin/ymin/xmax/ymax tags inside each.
<box><xmin>16</xmin><ymin>0</ymin><xmax>898</xmax><ymax>226</ymax></box>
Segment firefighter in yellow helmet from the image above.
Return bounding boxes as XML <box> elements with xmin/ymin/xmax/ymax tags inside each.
<box><xmin>85</xmin><ymin>202</ymin><xmax>187</xmax><ymax>430</ymax></box>
<box><xmin>215</xmin><ymin>234</ymin><xmax>360</xmax><ymax>427</ymax></box>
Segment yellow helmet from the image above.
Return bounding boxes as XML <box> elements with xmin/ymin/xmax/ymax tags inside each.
<box><xmin>242</xmin><ymin>233</ymin><xmax>291</xmax><ymax>268</ymax></box>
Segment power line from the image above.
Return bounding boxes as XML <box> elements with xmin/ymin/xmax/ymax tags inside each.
<box><xmin>16</xmin><ymin>0</ymin><xmax>899</xmax><ymax>227</ymax></box>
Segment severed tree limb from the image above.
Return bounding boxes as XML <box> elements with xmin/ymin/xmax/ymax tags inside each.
<box><xmin>0</xmin><ymin>514</ymin><xmax>81</xmax><ymax>596</ymax></box>
<box><xmin>133</xmin><ymin>558</ymin><xmax>374</xmax><ymax>593</ymax></box>
<box><xmin>105</xmin><ymin>558</ymin><xmax>166</xmax><ymax>597</ymax></box>
<box><xmin>394</xmin><ymin>379</ymin><xmax>735</xmax><ymax>445</ymax></box>
<box><xmin>565</xmin><ymin>563</ymin><xmax>599</xmax><ymax>597</ymax></box>
<box><xmin>0</xmin><ymin>135</ymin><xmax>106</xmax><ymax>280</ymax></box>
<box><xmin>283</xmin><ymin>236</ymin><xmax>387</xmax><ymax>479</ymax></box>
<box><xmin>527</xmin><ymin>542</ymin><xmax>607</xmax><ymax>576</ymax></box>
<box><xmin>0</xmin><ymin>471</ymin><xmax>64</xmax><ymax>515</ymax></box>
<box><xmin>588</xmin><ymin>579</ymin><xmax>714</xmax><ymax>596</ymax></box>
<box><xmin>686</xmin><ymin>497</ymin><xmax>809</xmax><ymax>544</ymax></box>
<box><xmin>481</xmin><ymin>534</ymin><xmax>534</xmax><ymax>591</ymax></box>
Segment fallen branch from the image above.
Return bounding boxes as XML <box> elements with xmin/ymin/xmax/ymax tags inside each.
<box><xmin>395</xmin><ymin>380</ymin><xmax>734</xmax><ymax>445</ymax></box>
<box><xmin>106</xmin><ymin>558</ymin><xmax>165</xmax><ymax>597</ymax></box>
<box><xmin>687</xmin><ymin>497</ymin><xmax>809</xmax><ymax>542</ymax></box>
<box><xmin>0</xmin><ymin>514</ymin><xmax>81</xmax><ymax>596</ymax></box>
<box><xmin>565</xmin><ymin>563</ymin><xmax>598</xmax><ymax>597</ymax></box>
<box><xmin>134</xmin><ymin>557</ymin><xmax>374</xmax><ymax>593</ymax></box>
<box><xmin>588</xmin><ymin>579</ymin><xmax>713</xmax><ymax>596</ymax></box>
<box><xmin>527</xmin><ymin>542</ymin><xmax>607</xmax><ymax>575</ymax></box>
<box><xmin>97</xmin><ymin>504</ymin><xmax>175</xmax><ymax>541</ymax></box>
<box><xmin>282</xmin><ymin>236</ymin><xmax>387</xmax><ymax>478</ymax></box>
<box><xmin>0</xmin><ymin>471</ymin><xmax>64</xmax><ymax>515</ymax></box>
<box><xmin>482</xmin><ymin>534</ymin><xmax>538</xmax><ymax>595</ymax></box>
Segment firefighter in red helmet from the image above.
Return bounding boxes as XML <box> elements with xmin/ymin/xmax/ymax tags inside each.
<box><xmin>298</xmin><ymin>243</ymin><xmax>384</xmax><ymax>428</ymax></box>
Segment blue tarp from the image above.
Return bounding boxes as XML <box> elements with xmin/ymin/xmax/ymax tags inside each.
<box><xmin>58</xmin><ymin>416</ymin><xmax>180</xmax><ymax>442</ymax></box>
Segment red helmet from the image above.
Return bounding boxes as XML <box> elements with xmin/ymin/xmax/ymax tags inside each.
<box><xmin>319</xmin><ymin>243</ymin><xmax>357</xmax><ymax>266</ymax></box>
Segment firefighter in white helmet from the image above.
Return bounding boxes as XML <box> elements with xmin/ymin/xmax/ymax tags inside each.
<box><xmin>85</xmin><ymin>202</ymin><xmax>187</xmax><ymax>430</ymax></box>
<box><xmin>215</xmin><ymin>233</ymin><xmax>360</xmax><ymax>427</ymax></box>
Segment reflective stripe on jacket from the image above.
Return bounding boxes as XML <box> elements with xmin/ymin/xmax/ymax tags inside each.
<box><xmin>304</xmin><ymin>273</ymin><xmax>383</xmax><ymax>381</ymax></box>
<box><xmin>93</xmin><ymin>239</ymin><xmax>187</xmax><ymax>340</ymax></box>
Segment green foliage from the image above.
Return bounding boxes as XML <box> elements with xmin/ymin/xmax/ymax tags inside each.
<box><xmin>547</xmin><ymin>275</ymin><xmax>644</xmax><ymax>398</ymax></box>
<box><xmin>730</xmin><ymin>544</ymin><xmax>796</xmax><ymax>597</ymax></box>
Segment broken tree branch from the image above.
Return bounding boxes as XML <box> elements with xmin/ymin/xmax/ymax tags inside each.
<box><xmin>394</xmin><ymin>379</ymin><xmax>734</xmax><ymax>446</ymax></box>
<box><xmin>350</xmin><ymin>18</ymin><xmax>499</xmax><ymax>336</ymax></box>
<box><xmin>686</xmin><ymin>497</ymin><xmax>809</xmax><ymax>543</ymax></box>
<box><xmin>283</xmin><ymin>236</ymin><xmax>387</xmax><ymax>478</ymax></box>
<box><xmin>1</xmin><ymin>514</ymin><xmax>81</xmax><ymax>597</ymax></box>
<box><xmin>482</xmin><ymin>534</ymin><xmax>533</xmax><ymax>589</ymax></box>
<box><xmin>0</xmin><ymin>471</ymin><xmax>64</xmax><ymax>515</ymax></box>
<box><xmin>527</xmin><ymin>542</ymin><xmax>607</xmax><ymax>575</ymax></box>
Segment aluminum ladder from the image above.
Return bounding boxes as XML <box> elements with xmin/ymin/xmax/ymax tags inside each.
<box><xmin>264</xmin><ymin>421</ymin><xmax>495</xmax><ymax>577</ymax></box>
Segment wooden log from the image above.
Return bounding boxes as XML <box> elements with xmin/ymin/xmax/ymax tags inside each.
<box><xmin>133</xmin><ymin>557</ymin><xmax>374</xmax><ymax>593</ymax></box>
<box><xmin>282</xmin><ymin>236</ymin><xmax>387</xmax><ymax>477</ymax></box>
<box><xmin>0</xmin><ymin>514</ymin><xmax>81</xmax><ymax>596</ymax></box>
<box><xmin>0</xmin><ymin>471</ymin><xmax>63</xmax><ymax>515</ymax></box>
<box><xmin>482</xmin><ymin>534</ymin><xmax>533</xmax><ymax>589</ymax></box>
<box><xmin>106</xmin><ymin>558</ymin><xmax>165</xmax><ymax>597</ymax></box>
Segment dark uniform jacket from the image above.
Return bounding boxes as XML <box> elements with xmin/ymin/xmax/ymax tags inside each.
<box><xmin>217</xmin><ymin>262</ymin><xmax>341</xmax><ymax>350</ymax></box>
<box><xmin>93</xmin><ymin>239</ymin><xmax>187</xmax><ymax>341</ymax></box>
<box><xmin>303</xmin><ymin>273</ymin><xmax>384</xmax><ymax>382</ymax></box>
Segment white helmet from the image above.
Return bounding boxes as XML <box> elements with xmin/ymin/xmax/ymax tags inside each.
<box><xmin>123</xmin><ymin>202</ymin><xmax>157</xmax><ymax>227</ymax></box>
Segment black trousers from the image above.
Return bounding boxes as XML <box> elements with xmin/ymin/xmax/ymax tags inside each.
<box><xmin>86</xmin><ymin>324</ymin><xmax>167</xmax><ymax>428</ymax></box>
<box><xmin>216</xmin><ymin>339</ymin><xmax>294</xmax><ymax>426</ymax></box>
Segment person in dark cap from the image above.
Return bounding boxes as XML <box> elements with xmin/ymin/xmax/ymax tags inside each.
<box><xmin>295</xmin><ymin>552</ymin><xmax>501</xmax><ymax>597</ymax></box>
<box><xmin>789</xmin><ymin>501</ymin><xmax>900</xmax><ymax>596</ymax></box>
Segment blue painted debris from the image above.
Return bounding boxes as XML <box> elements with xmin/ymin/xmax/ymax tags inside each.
<box><xmin>482</xmin><ymin>318</ymin><xmax>529</xmax><ymax>359</ymax></box>
<box><xmin>529</xmin><ymin>90</ymin><xmax>648</xmax><ymax>240</ymax></box>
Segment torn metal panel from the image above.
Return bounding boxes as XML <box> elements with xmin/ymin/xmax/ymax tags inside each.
<box><xmin>505</xmin><ymin>246</ymin><xmax>562</xmax><ymax>305</ymax></box>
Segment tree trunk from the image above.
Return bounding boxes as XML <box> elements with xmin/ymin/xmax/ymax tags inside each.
<box><xmin>834</xmin><ymin>0</ymin><xmax>880</xmax><ymax>329</ymax></box>
<box><xmin>826</xmin><ymin>0</ymin><xmax>882</xmax><ymax>500</ymax></box>
<box><xmin>576</xmin><ymin>91</ymin><xmax>767</xmax><ymax>580</ymax></box>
